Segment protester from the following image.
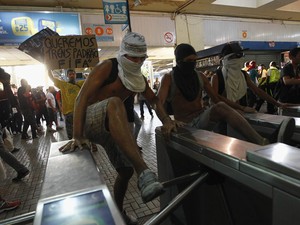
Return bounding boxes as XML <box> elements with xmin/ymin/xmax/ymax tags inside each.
<box><xmin>59</xmin><ymin>32</ymin><xmax>183</xmax><ymax>224</ymax></box>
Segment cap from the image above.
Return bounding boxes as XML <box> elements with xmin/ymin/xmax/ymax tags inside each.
<box><xmin>221</xmin><ymin>41</ymin><xmax>248</xmax><ymax>59</ymax></box>
<box><xmin>174</xmin><ymin>43</ymin><xmax>197</xmax><ymax>61</ymax></box>
<box><xmin>119</xmin><ymin>32</ymin><xmax>148</xmax><ymax>58</ymax></box>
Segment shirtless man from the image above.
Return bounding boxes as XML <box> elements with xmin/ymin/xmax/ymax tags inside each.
<box><xmin>59</xmin><ymin>32</ymin><xmax>182</xmax><ymax>223</ymax></box>
<box><xmin>158</xmin><ymin>43</ymin><xmax>295</xmax><ymax>145</ymax></box>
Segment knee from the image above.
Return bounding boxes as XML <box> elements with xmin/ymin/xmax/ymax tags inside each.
<box><xmin>214</xmin><ymin>102</ymin><xmax>227</xmax><ymax>111</ymax></box>
<box><xmin>107</xmin><ymin>97</ymin><xmax>124</xmax><ymax>114</ymax></box>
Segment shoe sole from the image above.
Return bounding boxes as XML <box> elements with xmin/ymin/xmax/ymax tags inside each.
<box><xmin>0</xmin><ymin>205</ymin><xmax>20</xmax><ymax>213</ymax></box>
<box><xmin>141</xmin><ymin>182</ymin><xmax>164</xmax><ymax>203</ymax></box>
<box><xmin>12</xmin><ymin>170</ymin><xmax>30</xmax><ymax>181</ymax></box>
<box><xmin>277</xmin><ymin>118</ymin><xmax>296</xmax><ymax>144</ymax></box>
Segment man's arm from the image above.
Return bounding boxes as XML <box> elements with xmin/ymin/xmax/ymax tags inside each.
<box><xmin>144</xmin><ymin>74</ymin><xmax>184</xmax><ymax>137</ymax></box>
<box><xmin>246</xmin><ymin>75</ymin><xmax>282</xmax><ymax>108</ymax></box>
<box><xmin>156</xmin><ymin>72</ymin><xmax>171</xmax><ymax>105</ymax></box>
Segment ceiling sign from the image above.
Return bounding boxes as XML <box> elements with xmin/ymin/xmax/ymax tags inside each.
<box><xmin>83</xmin><ymin>24</ymin><xmax>114</xmax><ymax>42</ymax></box>
<box><xmin>102</xmin><ymin>0</ymin><xmax>129</xmax><ymax>24</ymax></box>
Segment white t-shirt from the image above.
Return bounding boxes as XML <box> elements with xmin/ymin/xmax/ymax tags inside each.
<box><xmin>45</xmin><ymin>92</ymin><xmax>56</xmax><ymax>109</ymax></box>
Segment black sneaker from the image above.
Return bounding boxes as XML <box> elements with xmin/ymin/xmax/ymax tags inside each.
<box><xmin>122</xmin><ymin>210</ymin><xmax>138</xmax><ymax>225</ymax></box>
<box><xmin>11</xmin><ymin>148</ymin><xmax>20</xmax><ymax>153</ymax></box>
<box><xmin>21</xmin><ymin>135</ymin><xmax>31</xmax><ymax>140</ymax></box>
<box><xmin>12</xmin><ymin>169</ymin><xmax>30</xmax><ymax>182</ymax></box>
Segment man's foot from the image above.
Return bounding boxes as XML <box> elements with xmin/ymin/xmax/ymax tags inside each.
<box><xmin>32</xmin><ymin>135</ymin><xmax>40</xmax><ymax>139</ymax></box>
<box><xmin>122</xmin><ymin>210</ymin><xmax>138</xmax><ymax>225</ymax></box>
<box><xmin>91</xmin><ymin>144</ymin><xmax>98</xmax><ymax>152</ymax></box>
<box><xmin>0</xmin><ymin>200</ymin><xmax>21</xmax><ymax>214</ymax></box>
<box><xmin>11</xmin><ymin>148</ymin><xmax>20</xmax><ymax>153</ymax></box>
<box><xmin>137</xmin><ymin>145</ymin><xmax>142</xmax><ymax>153</ymax></box>
<box><xmin>12</xmin><ymin>169</ymin><xmax>30</xmax><ymax>182</ymax></box>
<box><xmin>277</xmin><ymin>118</ymin><xmax>295</xmax><ymax>144</ymax></box>
<box><xmin>138</xmin><ymin>169</ymin><xmax>164</xmax><ymax>203</ymax></box>
<box><xmin>21</xmin><ymin>135</ymin><xmax>31</xmax><ymax>140</ymax></box>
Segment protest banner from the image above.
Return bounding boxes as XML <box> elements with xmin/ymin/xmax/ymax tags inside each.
<box><xmin>43</xmin><ymin>34</ymin><xmax>99</xmax><ymax>70</ymax></box>
<box><xmin>18</xmin><ymin>27</ymin><xmax>59</xmax><ymax>63</ymax></box>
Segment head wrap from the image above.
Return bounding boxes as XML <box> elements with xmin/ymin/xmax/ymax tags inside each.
<box><xmin>117</xmin><ymin>32</ymin><xmax>147</xmax><ymax>92</ymax></box>
<box><xmin>174</xmin><ymin>43</ymin><xmax>197</xmax><ymax>62</ymax></box>
<box><xmin>119</xmin><ymin>32</ymin><xmax>148</xmax><ymax>58</ymax></box>
<box><xmin>220</xmin><ymin>41</ymin><xmax>248</xmax><ymax>59</ymax></box>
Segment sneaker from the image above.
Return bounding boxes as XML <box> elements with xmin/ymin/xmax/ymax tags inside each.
<box><xmin>56</xmin><ymin>126</ymin><xmax>64</xmax><ymax>130</ymax></box>
<box><xmin>138</xmin><ymin>169</ymin><xmax>164</xmax><ymax>203</ymax></box>
<box><xmin>91</xmin><ymin>144</ymin><xmax>98</xmax><ymax>152</ymax></box>
<box><xmin>12</xmin><ymin>169</ymin><xmax>30</xmax><ymax>182</ymax></box>
<box><xmin>21</xmin><ymin>135</ymin><xmax>31</xmax><ymax>140</ymax></box>
<box><xmin>277</xmin><ymin>118</ymin><xmax>295</xmax><ymax>144</ymax></box>
<box><xmin>11</xmin><ymin>148</ymin><xmax>20</xmax><ymax>153</ymax></box>
<box><xmin>122</xmin><ymin>210</ymin><xmax>138</xmax><ymax>225</ymax></box>
<box><xmin>0</xmin><ymin>200</ymin><xmax>21</xmax><ymax>213</ymax></box>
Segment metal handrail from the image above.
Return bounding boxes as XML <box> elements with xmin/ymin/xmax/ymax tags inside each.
<box><xmin>0</xmin><ymin>211</ymin><xmax>35</xmax><ymax>225</ymax></box>
<box><xmin>144</xmin><ymin>172</ymin><xmax>209</xmax><ymax>225</ymax></box>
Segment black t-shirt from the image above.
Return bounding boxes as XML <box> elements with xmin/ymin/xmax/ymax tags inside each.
<box><xmin>279</xmin><ymin>63</ymin><xmax>300</xmax><ymax>103</ymax></box>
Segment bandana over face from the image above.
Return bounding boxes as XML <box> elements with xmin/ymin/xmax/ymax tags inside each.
<box><xmin>173</xmin><ymin>43</ymin><xmax>200</xmax><ymax>101</ymax></box>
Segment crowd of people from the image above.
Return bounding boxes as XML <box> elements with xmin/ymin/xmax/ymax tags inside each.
<box><xmin>0</xmin><ymin>33</ymin><xmax>299</xmax><ymax>224</ymax></box>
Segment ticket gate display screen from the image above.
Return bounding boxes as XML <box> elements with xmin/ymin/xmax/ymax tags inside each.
<box><xmin>38</xmin><ymin>190</ymin><xmax>116</xmax><ymax>225</ymax></box>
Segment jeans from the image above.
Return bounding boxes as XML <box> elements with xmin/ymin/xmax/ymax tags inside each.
<box><xmin>0</xmin><ymin>125</ymin><xmax>28</xmax><ymax>173</ymax></box>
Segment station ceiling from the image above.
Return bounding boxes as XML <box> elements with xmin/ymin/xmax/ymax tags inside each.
<box><xmin>1</xmin><ymin>0</ymin><xmax>300</xmax><ymax>72</ymax></box>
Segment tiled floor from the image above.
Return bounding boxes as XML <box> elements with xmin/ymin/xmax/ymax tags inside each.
<box><xmin>0</xmin><ymin>105</ymin><xmax>162</xmax><ymax>224</ymax></box>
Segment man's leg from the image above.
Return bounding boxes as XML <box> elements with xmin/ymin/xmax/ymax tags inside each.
<box><xmin>106</xmin><ymin>98</ymin><xmax>147</xmax><ymax>174</ymax></box>
<box><xmin>139</xmin><ymin>101</ymin><xmax>144</xmax><ymax>119</ymax></box>
<box><xmin>0</xmin><ymin>129</ymin><xmax>29</xmax><ymax>181</ymax></box>
<box><xmin>210</xmin><ymin>102</ymin><xmax>268</xmax><ymax>145</ymax></box>
<box><xmin>114</xmin><ymin>167</ymin><xmax>138</xmax><ymax>224</ymax></box>
<box><xmin>114</xmin><ymin>167</ymin><xmax>134</xmax><ymax>211</ymax></box>
<box><xmin>210</xmin><ymin>102</ymin><xmax>294</xmax><ymax>145</ymax></box>
<box><xmin>106</xmin><ymin>98</ymin><xmax>164</xmax><ymax>203</ymax></box>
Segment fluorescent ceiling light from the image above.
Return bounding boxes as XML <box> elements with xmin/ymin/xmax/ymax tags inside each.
<box><xmin>212</xmin><ymin>0</ymin><xmax>273</xmax><ymax>8</ymax></box>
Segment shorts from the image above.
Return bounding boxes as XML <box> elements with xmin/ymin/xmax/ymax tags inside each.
<box><xmin>84</xmin><ymin>98</ymin><xmax>132</xmax><ymax>169</ymax></box>
<box><xmin>187</xmin><ymin>107</ymin><xmax>211</xmax><ymax>130</ymax></box>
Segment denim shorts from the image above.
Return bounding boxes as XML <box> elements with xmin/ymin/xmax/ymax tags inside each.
<box><xmin>187</xmin><ymin>107</ymin><xmax>211</xmax><ymax>130</ymax></box>
<box><xmin>84</xmin><ymin>98</ymin><xmax>132</xmax><ymax>169</ymax></box>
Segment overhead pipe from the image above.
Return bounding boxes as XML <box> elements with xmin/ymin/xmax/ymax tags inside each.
<box><xmin>171</xmin><ymin>0</ymin><xmax>195</xmax><ymax>20</ymax></box>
